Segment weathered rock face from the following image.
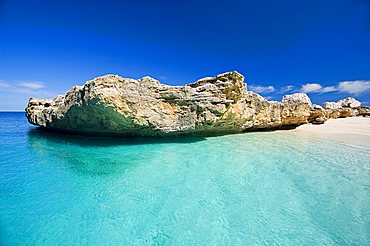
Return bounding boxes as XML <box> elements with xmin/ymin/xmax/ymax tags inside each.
<box><xmin>323</xmin><ymin>97</ymin><xmax>361</xmax><ymax>110</ymax></box>
<box><xmin>321</xmin><ymin>97</ymin><xmax>366</xmax><ymax>119</ymax></box>
<box><xmin>338</xmin><ymin>97</ymin><xmax>361</xmax><ymax>108</ymax></box>
<box><xmin>25</xmin><ymin>72</ymin><xmax>364</xmax><ymax>136</ymax></box>
<box><xmin>282</xmin><ymin>93</ymin><xmax>312</xmax><ymax>106</ymax></box>
<box><xmin>356</xmin><ymin>107</ymin><xmax>370</xmax><ymax>117</ymax></box>
<box><xmin>322</xmin><ymin>102</ymin><xmax>342</xmax><ymax>110</ymax></box>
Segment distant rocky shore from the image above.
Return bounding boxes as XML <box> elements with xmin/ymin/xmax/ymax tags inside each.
<box><xmin>25</xmin><ymin>72</ymin><xmax>370</xmax><ymax>136</ymax></box>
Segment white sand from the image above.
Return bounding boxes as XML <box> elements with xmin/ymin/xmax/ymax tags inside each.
<box><xmin>292</xmin><ymin>117</ymin><xmax>370</xmax><ymax>148</ymax></box>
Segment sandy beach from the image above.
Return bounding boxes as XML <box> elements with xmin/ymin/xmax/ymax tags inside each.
<box><xmin>293</xmin><ymin>117</ymin><xmax>370</xmax><ymax>148</ymax></box>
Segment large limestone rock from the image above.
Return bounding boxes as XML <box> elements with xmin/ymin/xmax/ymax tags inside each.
<box><xmin>322</xmin><ymin>102</ymin><xmax>342</xmax><ymax>110</ymax></box>
<box><xmin>25</xmin><ymin>71</ymin><xmax>361</xmax><ymax>136</ymax></box>
<box><xmin>337</xmin><ymin>97</ymin><xmax>361</xmax><ymax>108</ymax></box>
<box><xmin>356</xmin><ymin>107</ymin><xmax>370</xmax><ymax>117</ymax></box>
<box><xmin>282</xmin><ymin>93</ymin><xmax>312</xmax><ymax>106</ymax></box>
<box><xmin>322</xmin><ymin>97</ymin><xmax>364</xmax><ymax>119</ymax></box>
<box><xmin>323</xmin><ymin>97</ymin><xmax>361</xmax><ymax>109</ymax></box>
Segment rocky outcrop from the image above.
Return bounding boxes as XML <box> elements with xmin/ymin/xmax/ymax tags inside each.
<box><xmin>282</xmin><ymin>93</ymin><xmax>312</xmax><ymax>105</ymax></box>
<box><xmin>321</xmin><ymin>97</ymin><xmax>366</xmax><ymax>119</ymax></box>
<box><xmin>323</xmin><ymin>97</ymin><xmax>361</xmax><ymax>110</ymax></box>
<box><xmin>337</xmin><ymin>97</ymin><xmax>361</xmax><ymax>108</ymax></box>
<box><xmin>322</xmin><ymin>102</ymin><xmax>342</xmax><ymax>110</ymax></box>
<box><xmin>356</xmin><ymin>107</ymin><xmax>370</xmax><ymax>117</ymax></box>
<box><xmin>25</xmin><ymin>72</ymin><xmax>366</xmax><ymax>136</ymax></box>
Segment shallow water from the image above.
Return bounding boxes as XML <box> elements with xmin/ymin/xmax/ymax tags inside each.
<box><xmin>0</xmin><ymin>112</ymin><xmax>369</xmax><ymax>245</ymax></box>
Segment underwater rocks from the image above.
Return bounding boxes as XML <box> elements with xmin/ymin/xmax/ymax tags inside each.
<box><xmin>25</xmin><ymin>72</ymin><xmax>366</xmax><ymax>136</ymax></box>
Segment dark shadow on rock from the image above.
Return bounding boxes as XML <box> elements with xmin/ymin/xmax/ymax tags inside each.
<box><xmin>244</xmin><ymin>124</ymin><xmax>301</xmax><ymax>132</ymax></box>
<box><xmin>27</xmin><ymin>127</ymin><xmax>207</xmax><ymax>147</ymax></box>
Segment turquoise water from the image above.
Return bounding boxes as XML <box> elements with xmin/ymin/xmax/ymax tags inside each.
<box><xmin>0</xmin><ymin>112</ymin><xmax>369</xmax><ymax>245</ymax></box>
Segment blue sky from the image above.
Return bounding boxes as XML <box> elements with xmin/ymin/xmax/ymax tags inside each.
<box><xmin>0</xmin><ymin>0</ymin><xmax>369</xmax><ymax>110</ymax></box>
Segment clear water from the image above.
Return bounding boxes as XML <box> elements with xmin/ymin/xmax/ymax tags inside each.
<box><xmin>0</xmin><ymin>112</ymin><xmax>369</xmax><ymax>245</ymax></box>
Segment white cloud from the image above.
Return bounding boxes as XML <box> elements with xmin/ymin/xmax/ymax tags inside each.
<box><xmin>0</xmin><ymin>79</ymin><xmax>49</xmax><ymax>96</ymax></box>
<box><xmin>293</xmin><ymin>80</ymin><xmax>370</xmax><ymax>95</ymax></box>
<box><xmin>13</xmin><ymin>89</ymin><xmax>39</xmax><ymax>95</ymax></box>
<box><xmin>249</xmin><ymin>85</ymin><xmax>275</xmax><ymax>94</ymax></box>
<box><xmin>279</xmin><ymin>85</ymin><xmax>296</xmax><ymax>94</ymax></box>
<box><xmin>0</xmin><ymin>81</ymin><xmax>11</xmax><ymax>88</ymax></box>
<box><xmin>321</xmin><ymin>86</ymin><xmax>337</xmax><ymax>93</ymax></box>
<box><xmin>299</xmin><ymin>83</ymin><xmax>337</xmax><ymax>94</ymax></box>
<box><xmin>337</xmin><ymin>80</ymin><xmax>370</xmax><ymax>95</ymax></box>
<box><xmin>300</xmin><ymin>83</ymin><xmax>322</xmax><ymax>93</ymax></box>
<box><xmin>18</xmin><ymin>81</ymin><xmax>44</xmax><ymax>89</ymax></box>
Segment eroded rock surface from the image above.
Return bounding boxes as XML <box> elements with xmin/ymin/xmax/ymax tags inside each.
<box><xmin>321</xmin><ymin>97</ymin><xmax>366</xmax><ymax>119</ymax></box>
<box><xmin>25</xmin><ymin>72</ymin><xmax>366</xmax><ymax>136</ymax></box>
<box><xmin>323</xmin><ymin>97</ymin><xmax>361</xmax><ymax>110</ymax></box>
<box><xmin>282</xmin><ymin>93</ymin><xmax>312</xmax><ymax>106</ymax></box>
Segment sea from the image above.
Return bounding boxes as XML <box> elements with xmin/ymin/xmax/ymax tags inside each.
<box><xmin>0</xmin><ymin>112</ymin><xmax>369</xmax><ymax>245</ymax></box>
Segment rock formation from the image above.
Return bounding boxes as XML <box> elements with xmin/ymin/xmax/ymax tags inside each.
<box><xmin>25</xmin><ymin>71</ymin><xmax>367</xmax><ymax>136</ymax></box>
<box><xmin>323</xmin><ymin>97</ymin><xmax>361</xmax><ymax>110</ymax></box>
<box><xmin>282</xmin><ymin>93</ymin><xmax>312</xmax><ymax>105</ymax></box>
<box><xmin>321</xmin><ymin>97</ymin><xmax>366</xmax><ymax>119</ymax></box>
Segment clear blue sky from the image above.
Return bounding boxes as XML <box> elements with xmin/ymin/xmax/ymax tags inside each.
<box><xmin>1</xmin><ymin>0</ymin><xmax>369</xmax><ymax>110</ymax></box>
